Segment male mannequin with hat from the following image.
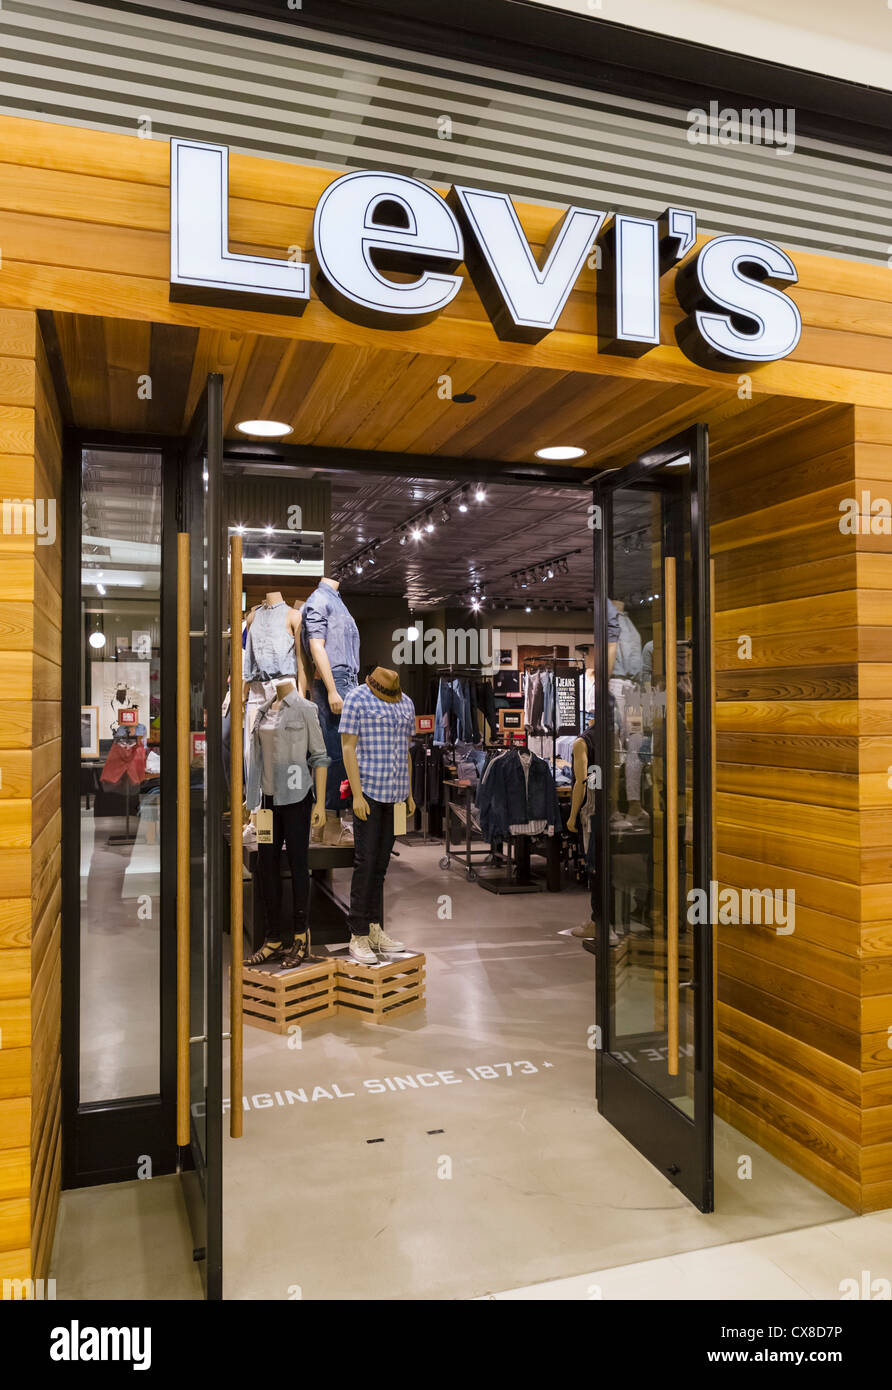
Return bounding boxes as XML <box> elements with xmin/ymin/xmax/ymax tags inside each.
<box><xmin>340</xmin><ymin>667</ymin><xmax>416</xmax><ymax>963</ymax></box>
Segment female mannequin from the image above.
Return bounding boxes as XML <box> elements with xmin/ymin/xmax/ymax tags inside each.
<box><xmin>244</xmin><ymin>675</ymin><xmax>329</xmax><ymax>968</ymax></box>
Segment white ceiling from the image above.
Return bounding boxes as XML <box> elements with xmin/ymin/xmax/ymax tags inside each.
<box><xmin>536</xmin><ymin>0</ymin><xmax>892</xmax><ymax>90</ymax></box>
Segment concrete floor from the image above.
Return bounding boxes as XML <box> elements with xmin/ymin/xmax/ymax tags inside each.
<box><xmin>55</xmin><ymin>839</ymin><xmax>851</xmax><ymax>1301</ymax></box>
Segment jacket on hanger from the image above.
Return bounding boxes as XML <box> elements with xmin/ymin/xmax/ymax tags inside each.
<box><xmin>476</xmin><ymin>748</ymin><xmax>561</xmax><ymax>841</ymax></box>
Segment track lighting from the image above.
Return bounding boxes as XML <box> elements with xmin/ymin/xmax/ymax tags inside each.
<box><xmin>399</xmin><ymin>530</ymin><xmax>408</xmax><ymax>545</ymax></box>
<box><xmin>458</xmin><ymin>488</ymin><xmax>470</xmax><ymax>513</ymax></box>
<box><xmin>424</xmin><ymin>511</ymin><xmax>435</xmax><ymax>532</ymax></box>
<box><xmin>475</xmin><ymin>486</ymin><xmax>486</xmax><ymax>502</ymax></box>
<box><xmin>411</xmin><ymin>526</ymin><xmax>423</xmax><ymax>541</ymax></box>
<box><xmin>440</xmin><ymin>504</ymin><xmax>451</xmax><ymax>524</ymax></box>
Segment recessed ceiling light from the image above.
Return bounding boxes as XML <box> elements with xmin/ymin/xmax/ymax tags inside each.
<box><xmin>452</xmin><ymin>392</ymin><xmax>476</xmax><ymax>404</ymax></box>
<box><xmin>235</xmin><ymin>419</ymin><xmax>293</xmax><ymax>438</ymax></box>
<box><xmin>535</xmin><ymin>446</ymin><xmax>586</xmax><ymax>461</ymax></box>
<box><xmin>89</xmin><ymin>630</ymin><xmax>106</xmax><ymax>649</ymax></box>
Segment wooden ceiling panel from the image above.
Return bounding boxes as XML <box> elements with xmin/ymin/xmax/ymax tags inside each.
<box><xmin>48</xmin><ymin>313</ymin><xmax>823</xmax><ymax>482</ymax></box>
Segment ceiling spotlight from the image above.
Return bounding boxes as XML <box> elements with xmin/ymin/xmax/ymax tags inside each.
<box><xmin>366</xmin><ymin>549</ymin><xmax>376</xmax><ymax>566</ymax></box>
<box><xmin>471</xmin><ymin>598</ymin><xmax>481</xmax><ymax>611</ymax></box>
<box><xmin>411</xmin><ymin>526</ymin><xmax>423</xmax><ymax>541</ymax></box>
<box><xmin>520</xmin><ymin>572</ymin><xmax>528</xmax><ymax>589</ymax></box>
<box><xmin>534</xmin><ymin>445</ymin><xmax>586</xmax><ymax>461</ymax></box>
<box><xmin>265</xmin><ymin>525</ymin><xmax>274</xmax><ymax>535</ymax></box>
<box><xmin>354</xmin><ymin>561</ymin><xmax>363</xmax><ymax>574</ymax></box>
<box><xmin>475</xmin><ymin>486</ymin><xmax>486</xmax><ymax>502</ymax></box>
<box><xmin>539</xmin><ymin>566</ymin><xmax>548</xmax><ymax>582</ymax></box>
<box><xmin>560</xmin><ymin>557</ymin><xmax>569</xmax><ymax>575</ymax></box>
<box><xmin>399</xmin><ymin>530</ymin><xmax>408</xmax><ymax>546</ymax></box>
<box><xmin>440</xmin><ymin>504</ymin><xmax>451</xmax><ymax>524</ymax></box>
<box><xmin>96</xmin><ymin>583</ymin><xmax>106</xmax><ymax>596</ymax></box>
<box><xmin>547</xmin><ymin>565</ymin><xmax>555</xmax><ymax>579</ymax></box>
<box><xmin>89</xmin><ymin>630</ymin><xmax>106</xmax><ymax>649</ymax></box>
<box><xmin>458</xmin><ymin>488</ymin><xmax>470</xmax><ymax>513</ymax></box>
<box><xmin>236</xmin><ymin>419</ymin><xmax>293</xmax><ymax>438</ymax></box>
<box><xmin>424</xmin><ymin>511</ymin><xmax>435</xmax><ymax>532</ymax></box>
<box><xmin>524</xmin><ymin>604</ymin><xmax>532</xmax><ymax>613</ymax></box>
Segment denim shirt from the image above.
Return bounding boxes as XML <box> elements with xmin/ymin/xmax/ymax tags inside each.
<box><xmin>301</xmin><ymin>583</ymin><xmax>360</xmax><ymax>675</ymax></box>
<box><xmin>245</xmin><ymin>689</ymin><xmax>330</xmax><ymax>811</ymax></box>
<box><xmin>243</xmin><ymin>601</ymin><xmax>297</xmax><ymax>682</ymax></box>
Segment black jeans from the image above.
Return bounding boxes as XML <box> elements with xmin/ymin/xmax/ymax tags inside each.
<box><xmin>256</xmin><ymin>793</ymin><xmax>312</xmax><ymax>947</ymax></box>
<box><xmin>347</xmin><ymin>797</ymin><xmax>395</xmax><ymax>936</ymax></box>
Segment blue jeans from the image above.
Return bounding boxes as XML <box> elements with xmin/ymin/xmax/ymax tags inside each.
<box><xmin>313</xmin><ymin>666</ymin><xmax>358</xmax><ymax>811</ymax></box>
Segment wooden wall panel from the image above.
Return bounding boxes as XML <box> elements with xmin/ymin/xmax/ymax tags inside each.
<box><xmin>0</xmin><ymin>309</ymin><xmax>61</xmax><ymax>1294</ymax></box>
<box><xmin>712</xmin><ymin>400</ymin><xmax>892</xmax><ymax>1211</ymax></box>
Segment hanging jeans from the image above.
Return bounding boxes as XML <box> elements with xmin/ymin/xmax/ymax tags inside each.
<box><xmin>256</xmin><ymin>792</ymin><xmax>312</xmax><ymax>947</ymax></box>
<box><xmin>313</xmin><ymin>665</ymin><xmax>358</xmax><ymax>811</ymax></box>
<box><xmin>347</xmin><ymin>797</ymin><xmax>395</xmax><ymax>936</ymax></box>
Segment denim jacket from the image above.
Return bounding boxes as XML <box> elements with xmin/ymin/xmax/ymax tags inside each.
<box><xmin>476</xmin><ymin>749</ymin><xmax>561</xmax><ymax>841</ymax></box>
<box><xmin>300</xmin><ymin>582</ymin><xmax>360</xmax><ymax>675</ymax></box>
<box><xmin>246</xmin><ymin>689</ymin><xmax>330</xmax><ymax>811</ymax></box>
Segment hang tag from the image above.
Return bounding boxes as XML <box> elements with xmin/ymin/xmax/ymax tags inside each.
<box><xmin>393</xmin><ymin>801</ymin><xmax>407</xmax><ymax>836</ymax></box>
<box><xmin>255</xmin><ymin>809</ymin><xmax>273</xmax><ymax>844</ymax></box>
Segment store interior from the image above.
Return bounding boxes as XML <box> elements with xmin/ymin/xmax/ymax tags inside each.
<box><xmin>64</xmin><ymin>312</ymin><xmax>850</xmax><ymax>1300</ymax></box>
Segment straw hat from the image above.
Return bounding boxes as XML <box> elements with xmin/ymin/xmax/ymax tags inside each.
<box><xmin>366</xmin><ymin>667</ymin><xmax>403</xmax><ymax>703</ymax></box>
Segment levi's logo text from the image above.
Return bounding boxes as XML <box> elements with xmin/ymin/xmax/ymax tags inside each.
<box><xmin>169</xmin><ymin>139</ymin><xmax>802</xmax><ymax>371</ymax></box>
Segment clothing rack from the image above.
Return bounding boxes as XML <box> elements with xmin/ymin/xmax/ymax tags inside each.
<box><xmin>405</xmin><ymin>731</ymin><xmax>435</xmax><ymax>844</ymax></box>
<box><xmin>432</xmin><ymin>666</ymin><xmax>497</xmax><ymax>746</ymax></box>
<box><xmin>522</xmin><ymin>653</ymin><xmax>585</xmax><ymax>777</ymax></box>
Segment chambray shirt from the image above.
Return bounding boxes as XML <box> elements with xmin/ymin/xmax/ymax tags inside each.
<box><xmin>245</xmin><ymin>689</ymin><xmax>330</xmax><ymax>810</ymax></box>
<box><xmin>339</xmin><ymin>684</ymin><xmax>415</xmax><ymax>802</ymax></box>
<box><xmin>243</xmin><ymin>601</ymin><xmax>296</xmax><ymax>681</ymax></box>
<box><xmin>301</xmin><ymin>583</ymin><xmax>360</xmax><ymax>675</ymax></box>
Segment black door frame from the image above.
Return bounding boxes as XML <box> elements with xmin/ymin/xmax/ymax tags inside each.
<box><xmin>60</xmin><ymin>429</ymin><xmax>182</xmax><ymax>1188</ymax></box>
<box><xmin>591</xmin><ymin>423</ymin><xmax>714</xmax><ymax>1213</ymax></box>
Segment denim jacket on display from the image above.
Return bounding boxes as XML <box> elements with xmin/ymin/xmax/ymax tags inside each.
<box><xmin>300</xmin><ymin>582</ymin><xmax>360</xmax><ymax>675</ymax></box>
<box><xmin>476</xmin><ymin>749</ymin><xmax>561</xmax><ymax>841</ymax></box>
<box><xmin>245</xmin><ymin>688</ymin><xmax>330</xmax><ymax>811</ymax></box>
<box><xmin>243</xmin><ymin>601</ymin><xmax>297</xmax><ymax>682</ymax></box>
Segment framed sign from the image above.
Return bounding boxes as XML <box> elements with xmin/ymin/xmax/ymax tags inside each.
<box><xmin>191</xmin><ymin>731</ymin><xmax>206</xmax><ymax>765</ymax></box>
<box><xmin>499</xmin><ymin>708</ymin><xmax>525</xmax><ymax>732</ymax></box>
<box><xmin>555</xmin><ymin>667</ymin><xmax>581</xmax><ymax>735</ymax></box>
<box><xmin>118</xmin><ymin>707</ymin><xmax>139</xmax><ymax>726</ymax></box>
<box><xmin>415</xmin><ymin>714</ymin><xmax>435</xmax><ymax>734</ymax></box>
<box><xmin>80</xmin><ymin>706</ymin><xmax>99</xmax><ymax>759</ymax></box>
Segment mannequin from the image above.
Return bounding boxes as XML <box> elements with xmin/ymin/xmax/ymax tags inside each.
<box><xmin>301</xmin><ymin>576</ymin><xmax>361</xmax><ymax>845</ymax></box>
<box><xmin>243</xmin><ymin>675</ymin><xmax>329</xmax><ymax>968</ymax></box>
<box><xmin>340</xmin><ymin>667</ymin><xmax>415</xmax><ymax>963</ymax></box>
<box><xmin>242</xmin><ymin>591</ymin><xmax>303</xmax><ymax>804</ymax></box>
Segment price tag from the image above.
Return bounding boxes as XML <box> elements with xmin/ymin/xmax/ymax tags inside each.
<box><xmin>255</xmin><ymin>809</ymin><xmax>273</xmax><ymax>844</ymax></box>
<box><xmin>393</xmin><ymin>801</ymin><xmax>407</xmax><ymax>836</ymax></box>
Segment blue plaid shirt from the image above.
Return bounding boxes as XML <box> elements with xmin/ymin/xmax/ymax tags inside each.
<box><xmin>339</xmin><ymin>683</ymin><xmax>415</xmax><ymax>802</ymax></box>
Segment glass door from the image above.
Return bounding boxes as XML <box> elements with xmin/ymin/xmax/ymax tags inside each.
<box><xmin>177</xmin><ymin>375</ymin><xmax>225</xmax><ymax>1296</ymax></box>
<box><xmin>592</xmin><ymin>425</ymin><xmax>713</xmax><ymax>1212</ymax></box>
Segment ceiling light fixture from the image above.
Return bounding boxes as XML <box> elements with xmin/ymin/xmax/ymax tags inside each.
<box><xmin>475</xmin><ymin>486</ymin><xmax>486</xmax><ymax>502</ymax></box>
<box><xmin>88</xmin><ymin>630</ymin><xmax>106</xmax><ymax>649</ymax></box>
<box><xmin>424</xmin><ymin>511</ymin><xmax>435</xmax><ymax>533</ymax></box>
<box><xmin>411</xmin><ymin>526</ymin><xmax>423</xmax><ymax>541</ymax></box>
<box><xmin>534</xmin><ymin>445</ymin><xmax>586</xmax><ymax>461</ymax></box>
<box><xmin>235</xmin><ymin>419</ymin><xmax>293</xmax><ymax>438</ymax></box>
<box><xmin>458</xmin><ymin>488</ymin><xmax>470</xmax><ymax>512</ymax></box>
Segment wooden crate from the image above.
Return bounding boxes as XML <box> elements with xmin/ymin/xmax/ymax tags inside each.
<box><xmin>333</xmin><ymin>953</ymin><xmax>426</xmax><ymax>1024</ymax></box>
<box><xmin>239</xmin><ymin>958</ymin><xmax>336</xmax><ymax>1035</ymax></box>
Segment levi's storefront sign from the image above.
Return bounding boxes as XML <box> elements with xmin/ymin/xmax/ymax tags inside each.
<box><xmin>169</xmin><ymin>138</ymin><xmax>802</xmax><ymax>371</ymax></box>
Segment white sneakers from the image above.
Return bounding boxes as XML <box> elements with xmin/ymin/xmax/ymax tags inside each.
<box><xmin>571</xmin><ymin>920</ymin><xmax>596</xmax><ymax>940</ymax></box>
<box><xmin>348</xmin><ymin>935</ymin><xmax>377</xmax><ymax>964</ymax></box>
<box><xmin>348</xmin><ymin>924</ymin><xmax>406</xmax><ymax>962</ymax></box>
<box><xmin>369</xmin><ymin>921</ymin><xmax>404</xmax><ymax>953</ymax></box>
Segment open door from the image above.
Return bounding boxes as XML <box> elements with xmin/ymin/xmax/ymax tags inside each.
<box><xmin>592</xmin><ymin>425</ymin><xmax>714</xmax><ymax>1212</ymax></box>
<box><xmin>177</xmin><ymin>374</ymin><xmax>225</xmax><ymax>1297</ymax></box>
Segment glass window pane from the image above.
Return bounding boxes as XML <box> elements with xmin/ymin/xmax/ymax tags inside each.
<box><xmin>78</xmin><ymin>449</ymin><xmax>162</xmax><ymax>1101</ymax></box>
